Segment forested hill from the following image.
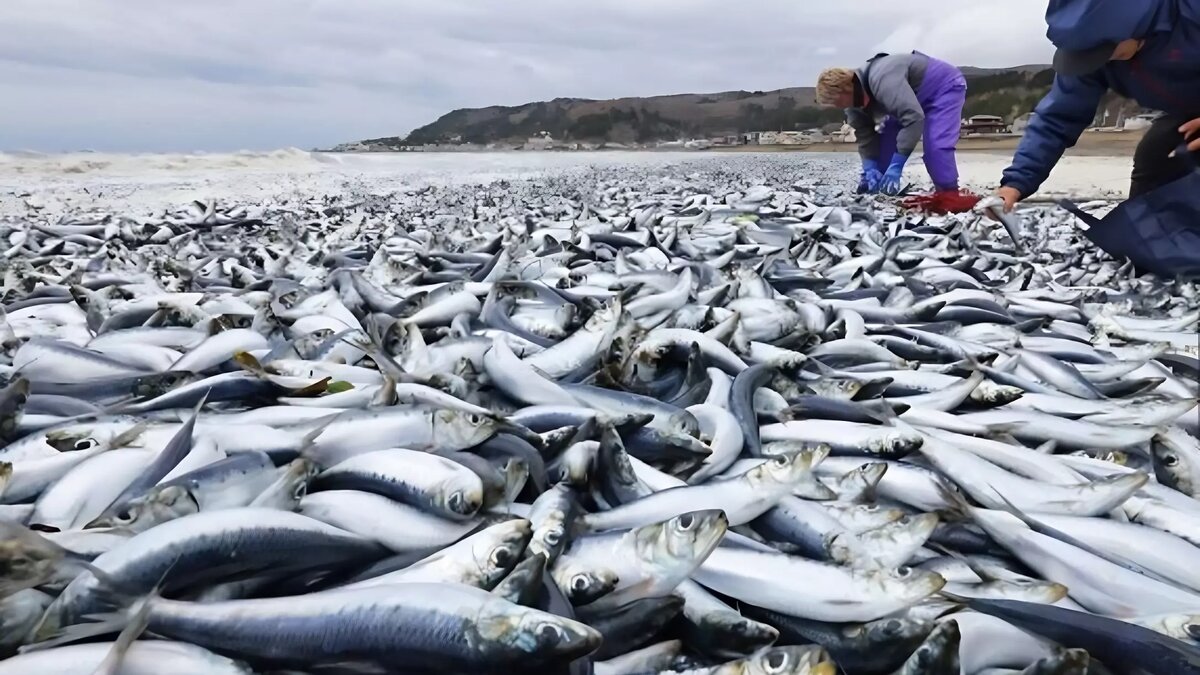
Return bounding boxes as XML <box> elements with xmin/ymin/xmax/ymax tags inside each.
<box><xmin>350</xmin><ymin>66</ymin><xmax>1133</xmax><ymax>148</ymax></box>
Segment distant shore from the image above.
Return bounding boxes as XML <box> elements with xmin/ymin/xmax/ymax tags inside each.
<box><xmin>712</xmin><ymin>129</ymin><xmax>1149</xmax><ymax>157</ymax></box>
<box><xmin>328</xmin><ymin>129</ymin><xmax>1148</xmax><ymax>159</ymax></box>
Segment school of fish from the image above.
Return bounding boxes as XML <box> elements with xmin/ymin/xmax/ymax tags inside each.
<box><xmin>0</xmin><ymin>160</ymin><xmax>1198</xmax><ymax>674</ymax></box>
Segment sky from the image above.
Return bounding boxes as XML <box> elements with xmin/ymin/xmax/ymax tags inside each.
<box><xmin>0</xmin><ymin>0</ymin><xmax>1055</xmax><ymax>153</ymax></box>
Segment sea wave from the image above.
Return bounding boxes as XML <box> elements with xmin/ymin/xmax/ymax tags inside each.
<box><xmin>0</xmin><ymin>147</ymin><xmax>321</xmax><ymax>176</ymax></box>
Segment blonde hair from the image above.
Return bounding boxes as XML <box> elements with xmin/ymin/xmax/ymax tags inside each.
<box><xmin>815</xmin><ymin>68</ymin><xmax>856</xmax><ymax>105</ymax></box>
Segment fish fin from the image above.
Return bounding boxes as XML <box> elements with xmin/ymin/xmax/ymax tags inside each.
<box><xmin>26</xmin><ymin>557</ymin><xmax>173</xmax><ymax>651</ymax></box>
<box><xmin>936</xmin><ymin>589</ymin><xmax>971</xmax><ymax>608</ymax></box>
<box><xmin>21</xmin><ymin>613</ymin><xmax>128</xmax><ymax>653</ymax></box>
<box><xmin>864</xmin><ymin>399</ymin><xmax>901</xmax><ymax>425</ymax></box>
<box><xmin>295</xmin><ymin>413</ymin><xmax>342</xmax><ymax>459</ymax></box>
<box><xmin>927</xmin><ymin>542</ymin><xmax>1000</xmax><ymax>583</ymax></box>
<box><xmin>934</xmin><ymin>478</ymin><xmax>972</xmax><ymax>521</ymax></box>
<box><xmin>801</xmin><ymin>358</ymin><xmax>839</xmax><ymax>377</ymax></box>
<box><xmin>987</xmin><ymin>485</ymin><xmax>1193</xmax><ymax>591</ymax></box>
<box><xmin>981</xmin><ymin>422</ymin><xmax>1027</xmax><ymax>438</ymax></box>
<box><xmin>1034</xmin><ymin>440</ymin><xmax>1057</xmax><ymax>455</ymax></box>
<box><xmin>961</xmin><ymin>353</ymin><xmax>999</xmax><ymax>372</ymax></box>
<box><xmin>89</xmin><ymin>591</ymin><xmax>154</xmax><ymax>675</ymax></box>
<box><xmin>232</xmin><ymin>349</ymin><xmax>269</xmax><ymax>375</ymax></box>
<box><xmin>106</xmin><ymin>421</ymin><xmax>153</xmax><ymax>449</ymax></box>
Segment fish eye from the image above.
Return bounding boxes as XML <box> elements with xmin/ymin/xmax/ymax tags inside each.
<box><xmin>897</xmin><ymin>566</ymin><xmax>912</xmax><ymax>578</ymax></box>
<box><xmin>1163</xmin><ymin>454</ymin><xmax>1180</xmax><ymax>467</ymax></box>
<box><xmin>75</xmin><ymin>438</ymin><xmax>99</xmax><ymax>451</ymax></box>
<box><xmin>466</xmin><ymin>413</ymin><xmax>483</xmax><ymax>425</ymax></box>
<box><xmin>772</xmin><ymin>455</ymin><xmax>789</xmax><ymax>467</ymax></box>
<box><xmin>537</xmin><ymin>622</ymin><xmax>565</xmax><ymax>643</ymax></box>
<box><xmin>115</xmin><ymin>507</ymin><xmax>135</xmax><ymax>523</ymax></box>
<box><xmin>764</xmin><ymin>651</ymin><xmax>789</xmax><ymax>672</ymax></box>
<box><xmin>491</xmin><ymin>547</ymin><xmax>513</xmax><ymax>568</ymax></box>
<box><xmin>882</xmin><ymin>619</ymin><xmax>902</xmax><ymax>634</ymax></box>
<box><xmin>570</xmin><ymin>575</ymin><xmax>591</xmax><ymax>592</ymax></box>
<box><xmin>677</xmin><ymin>514</ymin><xmax>695</xmax><ymax>530</ymax></box>
<box><xmin>542</xmin><ymin>530</ymin><xmax>561</xmax><ymax>547</ymax></box>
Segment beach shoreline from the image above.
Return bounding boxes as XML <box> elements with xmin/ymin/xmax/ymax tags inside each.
<box><xmin>0</xmin><ymin>148</ymin><xmax>1135</xmax><ymax>219</ymax></box>
<box><xmin>710</xmin><ymin>128</ymin><xmax>1148</xmax><ymax>157</ymax></box>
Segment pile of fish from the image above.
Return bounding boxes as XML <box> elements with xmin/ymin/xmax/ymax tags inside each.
<box><xmin>0</xmin><ymin>162</ymin><xmax>1198</xmax><ymax>674</ymax></box>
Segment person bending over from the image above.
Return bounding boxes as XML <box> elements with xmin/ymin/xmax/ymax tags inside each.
<box><xmin>817</xmin><ymin>51</ymin><xmax>968</xmax><ymax>196</ymax></box>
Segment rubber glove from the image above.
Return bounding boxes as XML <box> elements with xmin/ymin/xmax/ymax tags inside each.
<box><xmin>857</xmin><ymin>159</ymin><xmax>884</xmax><ymax>194</ymax></box>
<box><xmin>879</xmin><ymin>153</ymin><xmax>909</xmax><ymax>195</ymax></box>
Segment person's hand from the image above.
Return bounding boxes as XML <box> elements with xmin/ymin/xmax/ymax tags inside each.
<box><xmin>1180</xmin><ymin>117</ymin><xmax>1200</xmax><ymax>153</ymax></box>
<box><xmin>985</xmin><ymin>186</ymin><xmax>1022</xmax><ymax>221</ymax></box>
<box><xmin>857</xmin><ymin>167</ymin><xmax>883</xmax><ymax>194</ymax></box>
<box><xmin>879</xmin><ymin>153</ymin><xmax>909</xmax><ymax>195</ymax></box>
<box><xmin>998</xmin><ymin>186</ymin><xmax>1021</xmax><ymax>213</ymax></box>
<box><xmin>879</xmin><ymin>171</ymin><xmax>903</xmax><ymax>195</ymax></box>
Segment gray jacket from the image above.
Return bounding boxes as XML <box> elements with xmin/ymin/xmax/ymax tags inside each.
<box><xmin>845</xmin><ymin>52</ymin><xmax>929</xmax><ymax>162</ymax></box>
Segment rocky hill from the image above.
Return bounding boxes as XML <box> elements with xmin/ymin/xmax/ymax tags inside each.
<box><xmin>347</xmin><ymin>65</ymin><xmax>1138</xmax><ymax>149</ymax></box>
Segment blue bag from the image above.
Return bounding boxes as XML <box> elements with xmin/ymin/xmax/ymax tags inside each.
<box><xmin>1057</xmin><ymin>145</ymin><xmax>1200</xmax><ymax>279</ymax></box>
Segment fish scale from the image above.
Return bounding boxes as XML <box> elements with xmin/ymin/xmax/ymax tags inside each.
<box><xmin>0</xmin><ymin>157</ymin><xmax>1197</xmax><ymax>673</ymax></box>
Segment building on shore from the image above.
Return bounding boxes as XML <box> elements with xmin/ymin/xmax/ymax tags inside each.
<box><xmin>1012</xmin><ymin>112</ymin><xmax>1036</xmax><ymax>135</ymax></box>
<box><xmin>961</xmin><ymin>115</ymin><xmax>1009</xmax><ymax>136</ymax></box>
<box><xmin>1122</xmin><ymin>112</ymin><xmax>1161</xmax><ymax>131</ymax></box>
<box><xmin>830</xmin><ymin>123</ymin><xmax>856</xmax><ymax>143</ymax></box>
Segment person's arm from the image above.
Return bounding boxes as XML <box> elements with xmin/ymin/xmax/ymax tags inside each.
<box><xmin>846</xmin><ymin>108</ymin><xmax>878</xmax><ymax>162</ymax></box>
<box><xmin>1000</xmin><ymin>72</ymin><xmax>1108</xmax><ymax>199</ymax></box>
<box><xmin>867</xmin><ymin>61</ymin><xmax>925</xmax><ymax>156</ymax></box>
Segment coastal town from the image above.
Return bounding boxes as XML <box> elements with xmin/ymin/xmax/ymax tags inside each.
<box><xmin>328</xmin><ymin>110</ymin><xmax>1161</xmax><ymax>153</ymax></box>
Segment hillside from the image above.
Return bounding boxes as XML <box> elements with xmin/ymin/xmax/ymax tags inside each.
<box><xmin>348</xmin><ymin>65</ymin><xmax>1138</xmax><ymax>149</ymax></box>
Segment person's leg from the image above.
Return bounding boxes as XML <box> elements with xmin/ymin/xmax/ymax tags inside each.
<box><xmin>919</xmin><ymin>64</ymin><xmax>967</xmax><ymax>191</ymax></box>
<box><xmin>1130</xmin><ymin>114</ymin><xmax>1196</xmax><ymax>198</ymax></box>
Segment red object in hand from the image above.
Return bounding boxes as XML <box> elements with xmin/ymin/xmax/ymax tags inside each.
<box><xmin>900</xmin><ymin>189</ymin><xmax>983</xmax><ymax>215</ymax></box>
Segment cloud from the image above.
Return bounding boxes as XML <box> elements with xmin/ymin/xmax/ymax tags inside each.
<box><xmin>875</xmin><ymin>2</ymin><xmax>1054</xmax><ymax>67</ymax></box>
<box><xmin>0</xmin><ymin>0</ymin><xmax>1054</xmax><ymax>152</ymax></box>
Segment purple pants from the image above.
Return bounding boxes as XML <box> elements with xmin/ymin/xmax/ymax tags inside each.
<box><xmin>877</xmin><ymin>56</ymin><xmax>967</xmax><ymax>191</ymax></box>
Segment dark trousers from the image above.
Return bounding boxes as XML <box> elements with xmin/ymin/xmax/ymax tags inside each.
<box><xmin>1130</xmin><ymin>113</ymin><xmax>1200</xmax><ymax>199</ymax></box>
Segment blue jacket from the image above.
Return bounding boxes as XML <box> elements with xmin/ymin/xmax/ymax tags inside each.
<box><xmin>1002</xmin><ymin>0</ymin><xmax>1200</xmax><ymax>197</ymax></box>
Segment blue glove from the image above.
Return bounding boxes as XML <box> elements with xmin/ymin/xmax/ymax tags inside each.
<box><xmin>857</xmin><ymin>159</ymin><xmax>883</xmax><ymax>194</ymax></box>
<box><xmin>879</xmin><ymin>153</ymin><xmax>909</xmax><ymax>195</ymax></box>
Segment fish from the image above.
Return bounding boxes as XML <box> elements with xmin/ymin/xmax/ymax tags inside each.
<box><xmin>0</xmin><ymin>156</ymin><xmax>1198</xmax><ymax>674</ymax></box>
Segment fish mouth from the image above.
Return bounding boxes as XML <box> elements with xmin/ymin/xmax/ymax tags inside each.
<box><xmin>720</xmin><ymin>618</ymin><xmax>779</xmax><ymax>644</ymax></box>
<box><xmin>1040</xmin><ymin>583</ymin><xmax>1070</xmax><ymax>603</ymax></box>
<box><xmin>920</xmin><ymin>572</ymin><xmax>949</xmax><ymax>597</ymax></box>
<box><xmin>900</xmin><ymin>513</ymin><xmax>941</xmax><ymax>537</ymax></box>
<box><xmin>552</xmin><ymin>620</ymin><xmax>603</xmax><ymax>658</ymax></box>
<box><xmin>447</xmin><ymin>489</ymin><xmax>484</xmax><ymax>517</ymax></box>
<box><xmin>811</xmin><ymin>660</ymin><xmax>838</xmax><ymax>675</ymax></box>
<box><xmin>494</xmin><ymin>419</ymin><xmax>542</xmax><ymax>445</ymax></box>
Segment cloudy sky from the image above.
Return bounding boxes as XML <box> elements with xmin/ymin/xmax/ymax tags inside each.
<box><xmin>0</xmin><ymin>0</ymin><xmax>1055</xmax><ymax>153</ymax></box>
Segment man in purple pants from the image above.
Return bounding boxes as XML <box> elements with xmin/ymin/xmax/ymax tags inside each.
<box><xmin>817</xmin><ymin>52</ymin><xmax>968</xmax><ymax>196</ymax></box>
